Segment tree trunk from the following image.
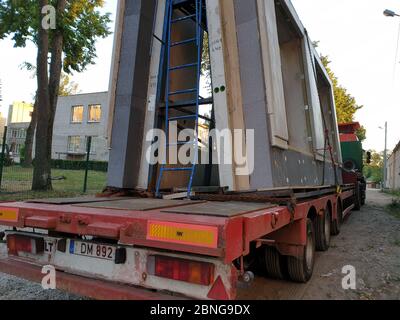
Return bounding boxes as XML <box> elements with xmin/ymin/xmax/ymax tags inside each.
<box><xmin>22</xmin><ymin>99</ymin><xmax>37</xmax><ymax>168</ymax></box>
<box><xmin>32</xmin><ymin>0</ymin><xmax>52</xmax><ymax>191</ymax></box>
<box><xmin>47</xmin><ymin>0</ymin><xmax>66</xmax><ymax>162</ymax></box>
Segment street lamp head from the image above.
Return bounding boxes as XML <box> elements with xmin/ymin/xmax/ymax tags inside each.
<box><xmin>384</xmin><ymin>9</ymin><xmax>399</xmax><ymax>17</ymax></box>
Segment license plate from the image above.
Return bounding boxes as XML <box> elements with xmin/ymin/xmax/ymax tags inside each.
<box><xmin>70</xmin><ymin>240</ymin><xmax>115</xmax><ymax>261</ymax></box>
<box><xmin>44</xmin><ymin>240</ymin><xmax>57</xmax><ymax>254</ymax></box>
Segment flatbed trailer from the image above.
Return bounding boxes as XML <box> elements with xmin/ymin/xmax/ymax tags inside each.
<box><xmin>0</xmin><ymin>185</ymin><xmax>356</xmax><ymax>300</ymax></box>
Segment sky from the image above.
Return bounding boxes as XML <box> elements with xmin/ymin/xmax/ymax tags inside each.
<box><xmin>0</xmin><ymin>0</ymin><xmax>117</xmax><ymax>114</ymax></box>
<box><xmin>0</xmin><ymin>0</ymin><xmax>399</xmax><ymax>152</ymax></box>
<box><xmin>291</xmin><ymin>0</ymin><xmax>400</xmax><ymax>152</ymax></box>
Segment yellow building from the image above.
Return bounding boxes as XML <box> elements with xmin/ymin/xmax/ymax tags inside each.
<box><xmin>6</xmin><ymin>101</ymin><xmax>34</xmax><ymax>162</ymax></box>
<box><xmin>7</xmin><ymin>101</ymin><xmax>33</xmax><ymax>124</ymax></box>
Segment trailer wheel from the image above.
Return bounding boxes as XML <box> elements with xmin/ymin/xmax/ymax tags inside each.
<box><xmin>331</xmin><ymin>202</ymin><xmax>342</xmax><ymax>236</ymax></box>
<box><xmin>287</xmin><ymin>219</ymin><xmax>315</xmax><ymax>283</ymax></box>
<box><xmin>315</xmin><ymin>206</ymin><xmax>331</xmax><ymax>251</ymax></box>
<box><xmin>261</xmin><ymin>246</ymin><xmax>285</xmax><ymax>280</ymax></box>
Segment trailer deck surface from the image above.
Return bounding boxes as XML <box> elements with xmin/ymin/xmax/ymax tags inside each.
<box><xmin>0</xmin><ymin>188</ymin><xmax>354</xmax><ymax>264</ymax></box>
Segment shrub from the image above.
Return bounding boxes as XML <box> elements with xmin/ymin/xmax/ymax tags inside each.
<box><xmin>51</xmin><ymin>159</ymin><xmax>108</xmax><ymax>172</ymax></box>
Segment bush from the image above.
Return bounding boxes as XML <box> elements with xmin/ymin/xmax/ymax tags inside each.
<box><xmin>51</xmin><ymin>159</ymin><xmax>108</xmax><ymax>172</ymax></box>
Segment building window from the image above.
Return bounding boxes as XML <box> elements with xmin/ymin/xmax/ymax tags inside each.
<box><xmin>88</xmin><ymin>104</ymin><xmax>102</xmax><ymax>123</ymax></box>
<box><xmin>71</xmin><ymin>105</ymin><xmax>84</xmax><ymax>123</ymax></box>
<box><xmin>67</xmin><ymin>136</ymin><xmax>81</xmax><ymax>153</ymax></box>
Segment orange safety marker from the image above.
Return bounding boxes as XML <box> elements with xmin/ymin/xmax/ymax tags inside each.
<box><xmin>0</xmin><ymin>207</ymin><xmax>19</xmax><ymax>223</ymax></box>
<box><xmin>147</xmin><ymin>220</ymin><xmax>218</xmax><ymax>249</ymax></box>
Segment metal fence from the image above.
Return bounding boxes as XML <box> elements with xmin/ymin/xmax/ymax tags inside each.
<box><xmin>0</xmin><ymin>128</ymin><xmax>108</xmax><ymax>197</ymax></box>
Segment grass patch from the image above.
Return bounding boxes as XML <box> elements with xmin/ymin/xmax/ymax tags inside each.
<box><xmin>0</xmin><ymin>166</ymin><xmax>107</xmax><ymax>202</ymax></box>
<box><xmin>385</xmin><ymin>199</ymin><xmax>400</xmax><ymax>220</ymax></box>
<box><xmin>384</xmin><ymin>189</ymin><xmax>400</xmax><ymax>198</ymax></box>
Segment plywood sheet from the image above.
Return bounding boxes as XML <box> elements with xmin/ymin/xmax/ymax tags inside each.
<box><xmin>162</xmin><ymin>201</ymin><xmax>275</xmax><ymax>217</ymax></box>
<box><xmin>27</xmin><ymin>197</ymin><xmax>126</xmax><ymax>205</ymax></box>
<box><xmin>74</xmin><ymin>198</ymin><xmax>201</xmax><ymax>211</ymax></box>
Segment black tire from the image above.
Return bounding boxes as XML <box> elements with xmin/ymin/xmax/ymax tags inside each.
<box><xmin>331</xmin><ymin>202</ymin><xmax>342</xmax><ymax>236</ymax></box>
<box><xmin>260</xmin><ymin>246</ymin><xmax>285</xmax><ymax>279</ymax></box>
<box><xmin>315</xmin><ymin>206</ymin><xmax>331</xmax><ymax>251</ymax></box>
<box><xmin>287</xmin><ymin>219</ymin><xmax>315</xmax><ymax>283</ymax></box>
<box><xmin>354</xmin><ymin>182</ymin><xmax>361</xmax><ymax>211</ymax></box>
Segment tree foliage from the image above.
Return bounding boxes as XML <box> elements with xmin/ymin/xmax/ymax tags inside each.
<box><xmin>320</xmin><ymin>55</ymin><xmax>366</xmax><ymax>141</ymax></box>
<box><xmin>0</xmin><ymin>0</ymin><xmax>111</xmax><ymax>190</ymax></box>
<box><xmin>59</xmin><ymin>72</ymin><xmax>79</xmax><ymax>96</ymax></box>
<box><xmin>0</xmin><ymin>0</ymin><xmax>111</xmax><ymax>73</ymax></box>
<box><xmin>363</xmin><ymin>150</ymin><xmax>383</xmax><ymax>183</ymax></box>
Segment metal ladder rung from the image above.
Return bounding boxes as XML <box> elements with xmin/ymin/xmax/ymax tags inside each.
<box><xmin>167</xmin><ymin>97</ymin><xmax>213</xmax><ymax>109</ymax></box>
<box><xmin>171</xmin><ymin>38</ymin><xmax>197</xmax><ymax>47</ymax></box>
<box><xmin>161</xmin><ymin>167</ymin><xmax>193</xmax><ymax>172</ymax></box>
<box><xmin>169</xmin><ymin>88</ymin><xmax>198</xmax><ymax>96</ymax></box>
<box><xmin>168</xmin><ymin>141</ymin><xmax>195</xmax><ymax>146</ymax></box>
<box><xmin>171</xmin><ymin>14</ymin><xmax>197</xmax><ymax>23</ymax></box>
<box><xmin>169</xmin><ymin>114</ymin><xmax>197</xmax><ymax>121</ymax></box>
<box><xmin>169</xmin><ymin>62</ymin><xmax>197</xmax><ymax>71</ymax></box>
<box><xmin>156</xmin><ymin>0</ymin><xmax>203</xmax><ymax>198</ymax></box>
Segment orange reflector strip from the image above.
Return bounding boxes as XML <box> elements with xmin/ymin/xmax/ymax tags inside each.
<box><xmin>147</xmin><ymin>221</ymin><xmax>218</xmax><ymax>249</ymax></box>
<box><xmin>0</xmin><ymin>208</ymin><xmax>19</xmax><ymax>223</ymax></box>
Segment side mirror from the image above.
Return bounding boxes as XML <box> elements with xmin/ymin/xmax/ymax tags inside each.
<box><xmin>366</xmin><ymin>151</ymin><xmax>372</xmax><ymax>164</ymax></box>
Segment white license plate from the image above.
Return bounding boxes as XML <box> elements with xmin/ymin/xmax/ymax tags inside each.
<box><xmin>70</xmin><ymin>240</ymin><xmax>115</xmax><ymax>261</ymax></box>
<box><xmin>44</xmin><ymin>240</ymin><xmax>57</xmax><ymax>254</ymax></box>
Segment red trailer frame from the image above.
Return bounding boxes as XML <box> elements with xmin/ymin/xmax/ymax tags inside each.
<box><xmin>0</xmin><ymin>187</ymin><xmax>355</xmax><ymax>300</ymax></box>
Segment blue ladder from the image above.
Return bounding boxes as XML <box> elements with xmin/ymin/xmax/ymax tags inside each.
<box><xmin>156</xmin><ymin>0</ymin><xmax>204</xmax><ymax>198</ymax></box>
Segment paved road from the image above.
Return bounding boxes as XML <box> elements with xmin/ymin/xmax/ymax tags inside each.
<box><xmin>0</xmin><ymin>189</ymin><xmax>399</xmax><ymax>300</ymax></box>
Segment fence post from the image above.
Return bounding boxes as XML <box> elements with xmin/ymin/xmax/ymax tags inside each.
<box><xmin>83</xmin><ymin>136</ymin><xmax>92</xmax><ymax>193</ymax></box>
<box><xmin>0</xmin><ymin>126</ymin><xmax>7</xmax><ymax>189</ymax></box>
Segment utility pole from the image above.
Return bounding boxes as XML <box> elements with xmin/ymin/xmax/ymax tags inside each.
<box><xmin>383</xmin><ymin>122</ymin><xmax>388</xmax><ymax>190</ymax></box>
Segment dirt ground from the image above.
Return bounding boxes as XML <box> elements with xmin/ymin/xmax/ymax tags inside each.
<box><xmin>0</xmin><ymin>189</ymin><xmax>399</xmax><ymax>300</ymax></box>
<box><xmin>239</xmin><ymin>189</ymin><xmax>400</xmax><ymax>300</ymax></box>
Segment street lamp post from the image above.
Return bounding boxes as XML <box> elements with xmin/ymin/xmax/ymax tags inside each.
<box><xmin>384</xmin><ymin>9</ymin><xmax>400</xmax><ymax>17</ymax></box>
<box><xmin>379</xmin><ymin>122</ymin><xmax>388</xmax><ymax>190</ymax></box>
<box><xmin>383</xmin><ymin>122</ymin><xmax>388</xmax><ymax>190</ymax></box>
<box><xmin>383</xmin><ymin>9</ymin><xmax>399</xmax><ymax>189</ymax></box>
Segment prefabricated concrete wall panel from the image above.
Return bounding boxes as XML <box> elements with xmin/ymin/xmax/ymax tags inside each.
<box><xmin>279</xmin><ymin>39</ymin><xmax>312</xmax><ymax>153</ymax></box>
<box><xmin>256</xmin><ymin>0</ymin><xmax>289</xmax><ymax>149</ymax></box>
<box><xmin>315</xmin><ymin>54</ymin><xmax>342</xmax><ymax>165</ymax></box>
<box><xmin>220</xmin><ymin>0</ymin><xmax>250</xmax><ymax>191</ymax></box>
<box><xmin>206</xmin><ymin>0</ymin><xmax>235</xmax><ymax>190</ymax></box>
<box><xmin>271</xmin><ymin>149</ymin><xmax>338</xmax><ymax>186</ymax></box>
<box><xmin>107</xmin><ymin>0</ymin><xmax>157</xmax><ymax>189</ymax></box>
<box><xmin>234</xmin><ymin>0</ymin><xmax>274</xmax><ymax>189</ymax></box>
<box><xmin>303</xmin><ymin>36</ymin><xmax>325</xmax><ymax>158</ymax></box>
<box><xmin>107</xmin><ymin>0</ymin><xmax>125</xmax><ymax>147</ymax></box>
<box><xmin>137</xmin><ymin>0</ymin><xmax>166</xmax><ymax>190</ymax></box>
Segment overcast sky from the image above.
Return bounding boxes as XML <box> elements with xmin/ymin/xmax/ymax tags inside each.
<box><xmin>0</xmin><ymin>0</ymin><xmax>399</xmax><ymax>152</ymax></box>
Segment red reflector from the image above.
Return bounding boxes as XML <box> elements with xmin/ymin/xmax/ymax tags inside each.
<box><xmin>7</xmin><ymin>234</ymin><xmax>44</xmax><ymax>256</ymax></box>
<box><xmin>207</xmin><ymin>276</ymin><xmax>229</xmax><ymax>300</ymax></box>
<box><xmin>149</xmin><ymin>256</ymin><xmax>214</xmax><ymax>286</ymax></box>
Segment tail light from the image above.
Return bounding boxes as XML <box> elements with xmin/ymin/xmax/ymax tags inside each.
<box><xmin>148</xmin><ymin>255</ymin><xmax>214</xmax><ymax>286</ymax></box>
<box><xmin>7</xmin><ymin>234</ymin><xmax>44</xmax><ymax>256</ymax></box>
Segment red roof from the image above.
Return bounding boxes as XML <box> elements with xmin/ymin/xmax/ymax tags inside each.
<box><xmin>340</xmin><ymin>133</ymin><xmax>358</xmax><ymax>143</ymax></box>
<box><xmin>338</xmin><ymin>122</ymin><xmax>361</xmax><ymax>135</ymax></box>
